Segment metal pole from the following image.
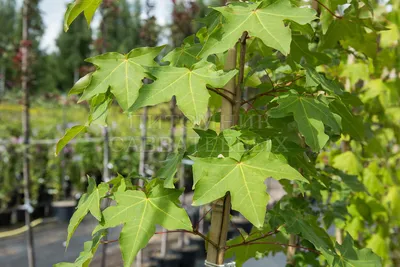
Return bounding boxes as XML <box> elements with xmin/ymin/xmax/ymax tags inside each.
<box><xmin>21</xmin><ymin>0</ymin><xmax>35</xmax><ymax>266</ymax></box>
<box><xmin>100</xmin><ymin>6</ymin><xmax>111</xmax><ymax>267</ymax></box>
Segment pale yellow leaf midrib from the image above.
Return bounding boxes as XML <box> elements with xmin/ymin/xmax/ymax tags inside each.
<box><xmin>238</xmin><ymin>164</ymin><xmax>260</xmax><ymax>226</ymax></box>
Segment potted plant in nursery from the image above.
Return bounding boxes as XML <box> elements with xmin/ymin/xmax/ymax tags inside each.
<box><xmin>55</xmin><ymin>0</ymin><xmax>385</xmax><ymax>267</ymax></box>
<box><xmin>51</xmin><ymin>142</ymin><xmax>77</xmax><ymax>223</ymax></box>
<box><xmin>0</xmin><ymin>191</ymin><xmax>13</xmax><ymax>226</ymax></box>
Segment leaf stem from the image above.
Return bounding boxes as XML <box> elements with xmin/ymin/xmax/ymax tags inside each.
<box><xmin>207</xmin><ymin>86</ymin><xmax>235</xmax><ymax>104</ymax></box>
<box><xmin>194</xmin><ymin>207</ymin><xmax>212</xmax><ymax>231</ymax></box>
<box><xmin>230</xmin><ymin>220</ymin><xmax>246</xmax><ymax>242</ymax></box>
<box><xmin>313</xmin><ymin>0</ymin><xmax>343</xmax><ymax>19</ymax></box>
<box><xmin>241</xmin><ymin>75</ymin><xmax>305</xmax><ymax>105</ymax></box>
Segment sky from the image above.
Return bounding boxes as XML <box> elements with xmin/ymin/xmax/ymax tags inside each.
<box><xmin>17</xmin><ymin>0</ymin><xmax>174</xmax><ymax>52</ymax></box>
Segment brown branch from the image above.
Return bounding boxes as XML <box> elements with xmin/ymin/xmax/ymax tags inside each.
<box><xmin>216</xmin><ymin>87</ymin><xmax>236</xmax><ymax>96</ymax></box>
<box><xmin>244</xmin><ymin>228</ymin><xmax>281</xmax><ymax>244</ymax></box>
<box><xmin>313</xmin><ymin>0</ymin><xmax>343</xmax><ymax>19</ymax></box>
<box><xmin>207</xmin><ymin>86</ymin><xmax>235</xmax><ymax>104</ymax></box>
<box><xmin>244</xmin><ymin>100</ymin><xmax>268</xmax><ymax>119</ymax></box>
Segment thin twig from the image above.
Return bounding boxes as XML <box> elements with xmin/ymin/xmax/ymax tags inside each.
<box><xmin>216</xmin><ymin>87</ymin><xmax>236</xmax><ymax>96</ymax></box>
<box><xmin>264</xmin><ymin>70</ymin><xmax>275</xmax><ymax>90</ymax></box>
<box><xmin>243</xmin><ymin>89</ymin><xmax>289</xmax><ymax>104</ymax></box>
<box><xmin>313</xmin><ymin>0</ymin><xmax>343</xmax><ymax>19</ymax></box>
<box><xmin>194</xmin><ymin>207</ymin><xmax>212</xmax><ymax>230</ymax></box>
<box><xmin>207</xmin><ymin>86</ymin><xmax>235</xmax><ymax>104</ymax></box>
<box><xmin>244</xmin><ymin>228</ymin><xmax>281</xmax><ymax>244</ymax></box>
<box><xmin>230</xmin><ymin>220</ymin><xmax>246</xmax><ymax>242</ymax></box>
<box><xmin>242</xmin><ymin>75</ymin><xmax>305</xmax><ymax>105</ymax></box>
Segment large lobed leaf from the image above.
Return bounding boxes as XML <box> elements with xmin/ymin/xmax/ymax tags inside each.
<box><xmin>191</xmin><ymin>141</ymin><xmax>306</xmax><ymax>228</ymax></box>
<box><xmin>324</xmin><ymin>235</ymin><xmax>383</xmax><ymax>267</ymax></box>
<box><xmin>130</xmin><ymin>61</ymin><xmax>237</xmax><ymax>124</ymax></box>
<box><xmin>94</xmin><ymin>179</ymin><xmax>192</xmax><ymax>267</ymax></box>
<box><xmin>79</xmin><ymin>46</ymin><xmax>165</xmax><ymax>111</ymax></box>
<box><xmin>198</xmin><ymin>0</ymin><xmax>316</xmax><ymax>57</ymax></box>
<box><xmin>268</xmin><ymin>94</ymin><xmax>341</xmax><ymax>151</ymax></box>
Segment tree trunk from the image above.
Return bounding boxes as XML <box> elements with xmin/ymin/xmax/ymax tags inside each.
<box><xmin>21</xmin><ymin>1</ymin><xmax>36</xmax><ymax>266</ymax></box>
<box><xmin>206</xmin><ymin>46</ymin><xmax>237</xmax><ymax>265</ymax></box>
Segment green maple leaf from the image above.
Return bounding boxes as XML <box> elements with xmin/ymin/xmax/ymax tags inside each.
<box><xmin>268</xmin><ymin>94</ymin><xmax>341</xmax><ymax>151</ymax></box>
<box><xmin>56</xmin><ymin>125</ymin><xmax>87</xmax><ymax>156</ymax></box>
<box><xmin>79</xmin><ymin>46</ymin><xmax>164</xmax><ymax>111</ymax></box>
<box><xmin>282</xmin><ymin>211</ymin><xmax>334</xmax><ymax>252</ymax></box>
<box><xmin>88</xmin><ymin>93</ymin><xmax>113</xmax><ymax>126</ymax></box>
<box><xmin>54</xmin><ymin>230</ymin><xmax>105</xmax><ymax>267</ymax></box>
<box><xmin>94</xmin><ymin>179</ymin><xmax>192</xmax><ymax>267</ymax></box>
<box><xmin>192</xmin><ymin>129</ymin><xmax>229</xmax><ymax>158</ymax></box>
<box><xmin>156</xmin><ymin>151</ymin><xmax>184</xmax><ymax>189</ymax></box>
<box><xmin>289</xmin><ymin>35</ymin><xmax>331</xmax><ymax>66</ymax></box>
<box><xmin>162</xmin><ymin>37</ymin><xmax>202</xmax><ymax>68</ymax></box>
<box><xmin>191</xmin><ymin>141</ymin><xmax>306</xmax><ymax>227</ymax></box>
<box><xmin>323</xmin><ymin>234</ymin><xmax>382</xmax><ymax>267</ymax></box>
<box><xmin>130</xmin><ymin>61</ymin><xmax>237</xmax><ymax>124</ymax></box>
<box><xmin>319</xmin><ymin>18</ymin><xmax>378</xmax><ymax>58</ymax></box>
<box><xmin>69</xmin><ymin>73</ymin><xmax>92</xmax><ymax>96</ymax></box>
<box><xmin>64</xmin><ymin>0</ymin><xmax>102</xmax><ymax>31</ymax></box>
<box><xmin>225</xmin><ymin>228</ymin><xmax>286</xmax><ymax>267</ymax></box>
<box><xmin>329</xmin><ymin>99</ymin><xmax>365</xmax><ymax>141</ymax></box>
<box><xmin>198</xmin><ymin>0</ymin><xmax>316</xmax><ymax>57</ymax></box>
<box><xmin>66</xmin><ymin>177</ymin><xmax>108</xmax><ymax>247</ymax></box>
<box><xmin>304</xmin><ymin>66</ymin><xmax>344</xmax><ymax>95</ymax></box>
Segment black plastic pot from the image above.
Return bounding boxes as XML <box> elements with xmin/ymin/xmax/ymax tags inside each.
<box><xmin>52</xmin><ymin>200</ymin><xmax>76</xmax><ymax>223</ymax></box>
<box><xmin>151</xmin><ymin>253</ymin><xmax>182</xmax><ymax>267</ymax></box>
<box><xmin>16</xmin><ymin>207</ymin><xmax>25</xmax><ymax>223</ymax></box>
<box><xmin>32</xmin><ymin>205</ymin><xmax>45</xmax><ymax>220</ymax></box>
<box><xmin>0</xmin><ymin>211</ymin><xmax>12</xmax><ymax>226</ymax></box>
<box><xmin>190</xmin><ymin>236</ymin><xmax>206</xmax><ymax>258</ymax></box>
<box><xmin>171</xmin><ymin>245</ymin><xmax>199</xmax><ymax>267</ymax></box>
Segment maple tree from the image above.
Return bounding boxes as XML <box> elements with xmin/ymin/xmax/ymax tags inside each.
<box><xmin>53</xmin><ymin>0</ymin><xmax>400</xmax><ymax>266</ymax></box>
